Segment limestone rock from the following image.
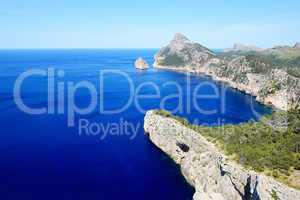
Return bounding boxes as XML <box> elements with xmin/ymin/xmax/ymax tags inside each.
<box><xmin>144</xmin><ymin>110</ymin><xmax>300</xmax><ymax>200</ymax></box>
<box><xmin>135</xmin><ymin>57</ymin><xmax>149</xmax><ymax>70</ymax></box>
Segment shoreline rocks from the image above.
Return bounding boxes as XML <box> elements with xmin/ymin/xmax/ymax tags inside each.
<box><xmin>135</xmin><ymin>57</ymin><xmax>149</xmax><ymax>70</ymax></box>
<box><xmin>144</xmin><ymin>110</ymin><xmax>300</xmax><ymax>200</ymax></box>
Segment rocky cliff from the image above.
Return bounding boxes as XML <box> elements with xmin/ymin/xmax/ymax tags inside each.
<box><xmin>154</xmin><ymin>34</ymin><xmax>300</xmax><ymax>110</ymax></box>
<box><xmin>144</xmin><ymin>110</ymin><xmax>300</xmax><ymax>200</ymax></box>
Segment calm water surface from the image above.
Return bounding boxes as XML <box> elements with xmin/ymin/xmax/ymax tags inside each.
<box><xmin>0</xmin><ymin>49</ymin><xmax>271</xmax><ymax>200</ymax></box>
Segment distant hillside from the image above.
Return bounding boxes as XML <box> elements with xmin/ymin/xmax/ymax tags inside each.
<box><xmin>219</xmin><ymin>46</ymin><xmax>300</xmax><ymax>78</ymax></box>
<box><xmin>223</xmin><ymin>43</ymin><xmax>264</xmax><ymax>53</ymax></box>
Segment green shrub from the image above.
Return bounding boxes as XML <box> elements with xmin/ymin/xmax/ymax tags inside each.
<box><xmin>271</xmin><ymin>189</ymin><xmax>280</xmax><ymax>200</ymax></box>
<box><xmin>158</xmin><ymin>54</ymin><xmax>185</xmax><ymax>66</ymax></box>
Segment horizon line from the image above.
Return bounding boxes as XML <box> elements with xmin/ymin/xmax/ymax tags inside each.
<box><xmin>0</xmin><ymin>47</ymin><xmax>225</xmax><ymax>51</ymax></box>
<box><xmin>0</xmin><ymin>47</ymin><xmax>161</xmax><ymax>50</ymax></box>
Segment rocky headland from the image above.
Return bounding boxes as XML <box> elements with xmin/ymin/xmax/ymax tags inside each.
<box><xmin>153</xmin><ymin>33</ymin><xmax>300</xmax><ymax>110</ymax></box>
<box><xmin>144</xmin><ymin>110</ymin><xmax>300</xmax><ymax>200</ymax></box>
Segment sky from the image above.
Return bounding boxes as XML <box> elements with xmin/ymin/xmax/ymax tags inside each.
<box><xmin>0</xmin><ymin>0</ymin><xmax>300</xmax><ymax>49</ymax></box>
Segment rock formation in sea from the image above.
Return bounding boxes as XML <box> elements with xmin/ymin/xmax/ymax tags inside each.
<box><xmin>154</xmin><ymin>33</ymin><xmax>300</xmax><ymax>110</ymax></box>
<box><xmin>135</xmin><ymin>57</ymin><xmax>149</xmax><ymax>70</ymax></box>
<box><xmin>144</xmin><ymin>110</ymin><xmax>300</xmax><ymax>200</ymax></box>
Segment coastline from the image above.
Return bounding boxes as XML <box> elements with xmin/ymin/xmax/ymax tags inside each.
<box><xmin>153</xmin><ymin>63</ymin><xmax>284</xmax><ymax>111</ymax></box>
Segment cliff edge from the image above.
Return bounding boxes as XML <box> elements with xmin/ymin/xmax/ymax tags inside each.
<box><xmin>144</xmin><ymin>110</ymin><xmax>300</xmax><ymax>200</ymax></box>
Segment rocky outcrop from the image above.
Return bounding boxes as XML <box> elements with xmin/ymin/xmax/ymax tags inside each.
<box><xmin>224</xmin><ymin>43</ymin><xmax>264</xmax><ymax>52</ymax></box>
<box><xmin>294</xmin><ymin>42</ymin><xmax>300</xmax><ymax>49</ymax></box>
<box><xmin>153</xmin><ymin>33</ymin><xmax>300</xmax><ymax>110</ymax></box>
<box><xmin>144</xmin><ymin>110</ymin><xmax>300</xmax><ymax>200</ymax></box>
<box><xmin>135</xmin><ymin>57</ymin><xmax>149</xmax><ymax>70</ymax></box>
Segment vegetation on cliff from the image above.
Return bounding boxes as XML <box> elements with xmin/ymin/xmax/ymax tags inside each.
<box><xmin>153</xmin><ymin>109</ymin><xmax>300</xmax><ymax>189</ymax></box>
<box><xmin>218</xmin><ymin>50</ymin><xmax>300</xmax><ymax>78</ymax></box>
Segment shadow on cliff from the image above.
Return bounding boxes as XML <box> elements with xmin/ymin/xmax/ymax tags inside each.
<box><xmin>220</xmin><ymin>165</ymin><xmax>260</xmax><ymax>200</ymax></box>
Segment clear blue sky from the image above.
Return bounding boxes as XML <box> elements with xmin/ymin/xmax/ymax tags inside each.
<box><xmin>0</xmin><ymin>0</ymin><xmax>299</xmax><ymax>49</ymax></box>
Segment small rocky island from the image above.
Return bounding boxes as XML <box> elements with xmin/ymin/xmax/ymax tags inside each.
<box><xmin>135</xmin><ymin>57</ymin><xmax>149</xmax><ymax>70</ymax></box>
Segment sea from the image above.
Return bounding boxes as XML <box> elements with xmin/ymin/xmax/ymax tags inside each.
<box><xmin>0</xmin><ymin>49</ymin><xmax>272</xmax><ymax>200</ymax></box>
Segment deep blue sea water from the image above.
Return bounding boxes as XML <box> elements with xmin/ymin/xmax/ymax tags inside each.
<box><xmin>0</xmin><ymin>49</ymin><xmax>271</xmax><ymax>200</ymax></box>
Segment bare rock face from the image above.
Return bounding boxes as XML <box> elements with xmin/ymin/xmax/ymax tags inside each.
<box><xmin>144</xmin><ymin>111</ymin><xmax>300</xmax><ymax>200</ymax></box>
<box><xmin>154</xmin><ymin>33</ymin><xmax>214</xmax><ymax>69</ymax></box>
<box><xmin>294</xmin><ymin>42</ymin><xmax>300</xmax><ymax>49</ymax></box>
<box><xmin>135</xmin><ymin>57</ymin><xmax>149</xmax><ymax>70</ymax></box>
